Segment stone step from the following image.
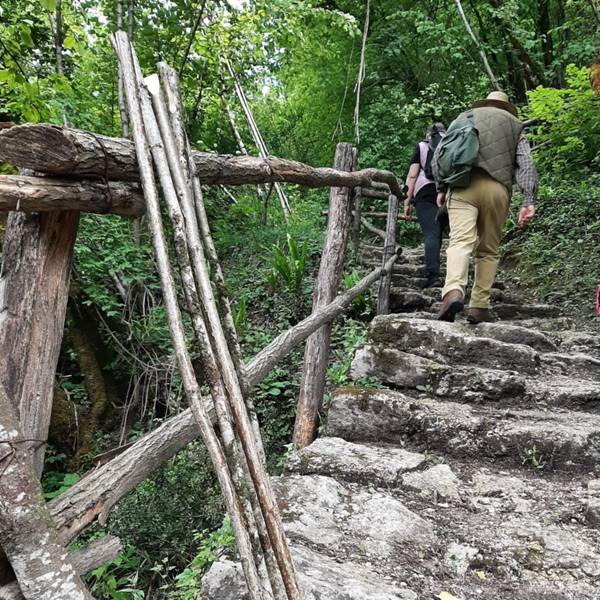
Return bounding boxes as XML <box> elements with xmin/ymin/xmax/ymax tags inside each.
<box><xmin>201</xmin><ymin>543</ymin><xmax>418</xmax><ymax>600</ymax></box>
<box><xmin>328</xmin><ymin>387</ymin><xmax>600</xmax><ymax>471</ymax></box>
<box><xmin>285</xmin><ymin>437</ymin><xmax>426</xmax><ymax>486</ymax></box>
<box><xmin>351</xmin><ymin>343</ymin><xmax>600</xmax><ymax>409</ymax></box>
<box><xmin>364</xmin><ymin>316</ymin><xmax>600</xmax><ymax>381</ymax></box>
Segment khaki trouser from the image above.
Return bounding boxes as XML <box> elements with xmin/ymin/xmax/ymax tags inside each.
<box><xmin>442</xmin><ymin>171</ymin><xmax>510</xmax><ymax>309</ymax></box>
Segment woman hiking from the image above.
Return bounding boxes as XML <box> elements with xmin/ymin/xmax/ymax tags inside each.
<box><xmin>403</xmin><ymin>122</ymin><xmax>447</xmax><ymax>288</ymax></box>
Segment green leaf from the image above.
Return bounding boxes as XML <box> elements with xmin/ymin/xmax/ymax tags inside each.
<box><xmin>63</xmin><ymin>35</ymin><xmax>75</xmax><ymax>49</ymax></box>
<box><xmin>40</xmin><ymin>0</ymin><xmax>57</xmax><ymax>10</ymax></box>
<box><xmin>20</xmin><ymin>26</ymin><xmax>34</xmax><ymax>48</ymax></box>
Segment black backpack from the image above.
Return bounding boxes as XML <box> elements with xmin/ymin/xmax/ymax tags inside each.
<box><xmin>422</xmin><ymin>127</ymin><xmax>444</xmax><ymax>180</ymax></box>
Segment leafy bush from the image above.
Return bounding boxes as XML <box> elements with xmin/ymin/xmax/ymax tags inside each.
<box><xmin>525</xmin><ymin>66</ymin><xmax>600</xmax><ymax>174</ymax></box>
<box><xmin>85</xmin><ymin>545</ymin><xmax>145</xmax><ymax>600</ymax></box>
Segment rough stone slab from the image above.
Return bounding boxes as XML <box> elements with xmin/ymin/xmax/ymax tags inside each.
<box><xmin>350</xmin><ymin>342</ymin><xmax>528</xmax><ymax>403</ymax></box>
<box><xmin>367</xmin><ymin>317</ymin><xmax>540</xmax><ymax>374</ymax></box>
<box><xmin>327</xmin><ymin>387</ymin><xmax>600</xmax><ymax>470</ymax></box>
<box><xmin>285</xmin><ymin>437</ymin><xmax>424</xmax><ymax>486</ymax></box>
<box><xmin>200</xmin><ymin>544</ymin><xmax>418</xmax><ymax>600</ymax></box>
<box><xmin>555</xmin><ymin>331</ymin><xmax>600</xmax><ymax>359</ymax></box>
<box><xmin>540</xmin><ymin>352</ymin><xmax>600</xmax><ymax>380</ymax></box>
<box><xmin>389</xmin><ymin>290</ymin><xmax>434</xmax><ymax>312</ymax></box>
<box><xmin>492</xmin><ymin>303</ymin><xmax>562</xmax><ymax>320</ymax></box>
<box><xmin>474</xmin><ymin>322</ymin><xmax>558</xmax><ymax>352</ymax></box>
<box><xmin>390</xmin><ymin>273</ymin><xmax>427</xmax><ymax>288</ymax></box>
<box><xmin>351</xmin><ymin>343</ymin><xmax>600</xmax><ymax>408</ymax></box>
<box><xmin>402</xmin><ymin>464</ymin><xmax>461</xmax><ymax>500</ymax></box>
<box><xmin>273</xmin><ymin>474</ymin><xmax>436</xmax><ymax>557</ymax></box>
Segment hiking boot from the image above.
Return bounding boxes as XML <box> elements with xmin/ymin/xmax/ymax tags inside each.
<box><xmin>422</xmin><ymin>275</ymin><xmax>443</xmax><ymax>289</ymax></box>
<box><xmin>437</xmin><ymin>290</ymin><xmax>464</xmax><ymax>322</ymax></box>
<box><xmin>466</xmin><ymin>307</ymin><xmax>496</xmax><ymax>324</ymax></box>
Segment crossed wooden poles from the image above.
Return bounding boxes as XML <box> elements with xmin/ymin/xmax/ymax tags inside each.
<box><xmin>0</xmin><ymin>32</ymin><xmax>403</xmax><ymax>599</ymax></box>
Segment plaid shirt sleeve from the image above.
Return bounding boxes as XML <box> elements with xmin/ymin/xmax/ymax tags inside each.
<box><xmin>514</xmin><ymin>133</ymin><xmax>538</xmax><ymax>207</ymax></box>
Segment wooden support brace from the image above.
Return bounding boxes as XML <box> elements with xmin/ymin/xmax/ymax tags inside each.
<box><xmin>0</xmin><ymin>209</ymin><xmax>79</xmax><ymax>477</ymax></box>
<box><xmin>376</xmin><ymin>194</ymin><xmax>399</xmax><ymax>315</ymax></box>
<box><xmin>293</xmin><ymin>142</ymin><xmax>354</xmax><ymax>450</ymax></box>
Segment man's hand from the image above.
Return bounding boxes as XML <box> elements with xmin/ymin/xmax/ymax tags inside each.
<box><xmin>403</xmin><ymin>199</ymin><xmax>412</xmax><ymax>219</ymax></box>
<box><xmin>436</xmin><ymin>191</ymin><xmax>447</xmax><ymax>207</ymax></box>
<box><xmin>518</xmin><ymin>205</ymin><xmax>535</xmax><ymax>228</ymax></box>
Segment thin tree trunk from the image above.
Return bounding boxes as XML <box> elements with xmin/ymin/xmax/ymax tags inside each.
<box><xmin>354</xmin><ymin>0</ymin><xmax>370</xmax><ymax>145</ymax></box>
<box><xmin>225</xmin><ymin>58</ymin><xmax>291</xmax><ymax>220</ymax></box>
<box><xmin>111</xmin><ymin>32</ymin><xmax>268</xmax><ymax>600</ymax></box>
<box><xmin>117</xmin><ymin>0</ymin><xmax>129</xmax><ymax>137</ymax></box>
<box><xmin>376</xmin><ymin>194</ymin><xmax>399</xmax><ymax>315</ymax></box>
<box><xmin>351</xmin><ymin>147</ymin><xmax>361</xmax><ymax>254</ymax></box>
<box><xmin>454</xmin><ymin>0</ymin><xmax>500</xmax><ymax>88</ymax></box>
<box><xmin>146</xmin><ymin>69</ymin><xmax>299</xmax><ymax>600</ymax></box>
<box><xmin>0</xmin><ymin>385</ymin><xmax>93</xmax><ymax>600</ymax></box>
<box><xmin>0</xmin><ymin>210</ymin><xmax>79</xmax><ymax>477</ymax></box>
<box><xmin>293</xmin><ymin>142</ymin><xmax>354</xmax><ymax>450</ymax></box>
<box><xmin>178</xmin><ymin>0</ymin><xmax>207</xmax><ymax>76</ymax></box>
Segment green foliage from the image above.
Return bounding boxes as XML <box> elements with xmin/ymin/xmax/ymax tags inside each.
<box><xmin>167</xmin><ymin>516</ymin><xmax>235</xmax><ymax>599</ymax></box>
<box><xmin>107</xmin><ymin>442</ymin><xmax>223</xmax><ymax>572</ymax></box>
<box><xmin>267</xmin><ymin>233</ymin><xmax>309</xmax><ymax>295</ymax></box>
<box><xmin>342</xmin><ymin>269</ymin><xmax>372</xmax><ymax>315</ymax></box>
<box><xmin>525</xmin><ymin>66</ymin><xmax>600</xmax><ymax>173</ymax></box>
<box><xmin>504</xmin><ymin>173</ymin><xmax>600</xmax><ymax>315</ymax></box>
<box><xmin>85</xmin><ymin>545</ymin><xmax>146</xmax><ymax>600</ymax></box>
<box><xmin>42</xmin><ymin>471</ymin><xmax>81</xmax><ymax>500</ymax></box>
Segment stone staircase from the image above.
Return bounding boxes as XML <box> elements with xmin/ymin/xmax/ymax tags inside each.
<box><xmin>201</xmin><ymin>243</ymin><xmax>600</xmax><ymax>600</ymax></box>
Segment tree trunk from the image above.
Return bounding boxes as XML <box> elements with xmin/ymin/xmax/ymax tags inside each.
<box><xmin>116</xmin><ymin>0</ymin><xmax>129</xmax><ymax>137</ymax></box>
<box><xmin>0</xmin><ymin>385</ymin><xmax>93</xmax><ymax>600</ymax></box>
<box><xmin>376</xmin><ymin>194</ymin><xmax>399</xmax><ymax>315</ymax></box>
<box><xmin>0</xmin><ymin>209</ymin><xmax>79</xmax><ymax>476</ymax></box>
<box><xmin>293</xmin><ymin>142</ymin><xmax>354</xmax><ymax>449</ymax></box>
<box><xmin>0</xmin><ymin>175</ymin><xmax>144</xmax><ymax>216</ymax></box>
<box><xmin>0</xmin><ymin>124</ymin><xmax>403</xmax><ymax>197</ymax></box>
<box><xmin>454</xmin><ymin>0</ymin><xmax>500</xmax><ymax>88</ymax></box>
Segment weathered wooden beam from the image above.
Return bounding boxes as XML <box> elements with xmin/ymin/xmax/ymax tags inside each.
<box><xmin>360</xmin><ymin>187</ymin><xmax>389</xmax><ymax>200</ymax></box>
<box><xmin>376</xmin><ymin>194</ymin><xmax>399</xmax><ymax>315</ymax></box>
<box><xmin>0</xmin><ymin>175</ymin><xmax>145</xmax><ymax>217</ymax></box>
<box><xmin>47</xmin><ymin>256</ymin><xmax>397</xmax><ymax>544</ymax></box>
<box><xmin>293</xmin><ymin>142</ymin><xmax>354</xmax><ymax>450</ymax></box>
<box><xmin>0</xmin><ymin>209</ymin><xmax>79</xmax><ymax>477</ymax></box>
<box><xmin>0</xmin><ymin>124</ymin><xmax>403</xmax><ymax>197</ymax></box>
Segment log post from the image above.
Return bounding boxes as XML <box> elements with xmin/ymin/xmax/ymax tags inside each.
<box><xmin>351</xmin><ymin>147</ymin><xmax>361</xmax><ymax>255</ymax></box>
<box><xmin>376</xmin><ymin>194</ymin><xmax>399</xmax><ymax>315</ymax></box>
<box><xmin>0</xmin><ymin>385</ymin><xmax>92</xmax><ymax>599</ymax></box>
<box><xmin>0</xmin><ymin>209</ymin><xmax>79</xmax><ymax>476</ymax></box>
<box><xmin>292</xmin><ymin>142</ymin><xmax>354</xmax><ymax>450</ymax></box>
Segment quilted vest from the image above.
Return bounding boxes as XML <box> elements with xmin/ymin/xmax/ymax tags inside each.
<box><xmin>471</xmin><ymin>106</ymin><xmax>523</xmax><ymax>194</ymax></box>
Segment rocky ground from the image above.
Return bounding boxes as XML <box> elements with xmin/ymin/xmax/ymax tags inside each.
<box><xmin>201</xmin><ymin>242</ymin><xmax>600</xmax><ymax>600</ymax></box>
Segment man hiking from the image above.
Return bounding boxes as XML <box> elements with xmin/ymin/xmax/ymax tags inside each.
<box><xmin>403</xmin><ymin>122</ymin><xmax>447</xmax><ymax>289</ymax></box>
<box><xmin>433</xmin><ymin>91</ymin><xmax>538</xmax><ymax>324</ymax></box>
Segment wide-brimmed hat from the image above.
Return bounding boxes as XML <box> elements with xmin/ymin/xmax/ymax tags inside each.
<box><xmin>472</xmin><ymin>91</ymin><xmax>518</xmax><ymax>117</ymax></box>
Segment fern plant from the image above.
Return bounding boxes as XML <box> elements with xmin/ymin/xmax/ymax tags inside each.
<box><xmin>267</xmin><ymin>234</ymin><xmax>308</xmax><ymax>295</ymax></box>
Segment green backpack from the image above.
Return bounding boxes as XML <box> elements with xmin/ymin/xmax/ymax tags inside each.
<box><xmin>436</xmin><ymin>110</ymin><xmax>480</xmax><ymax>188</ymax></box>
